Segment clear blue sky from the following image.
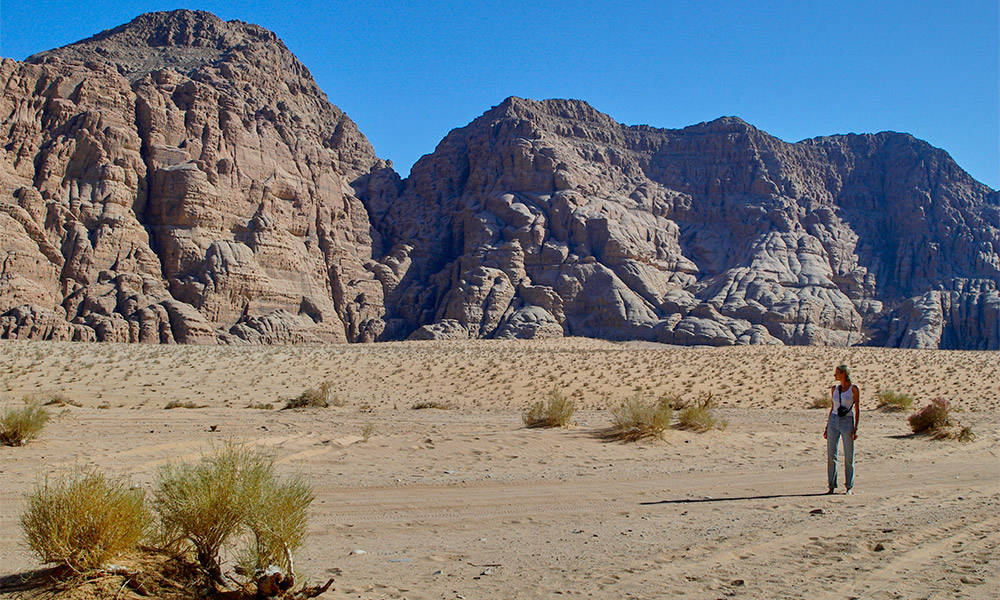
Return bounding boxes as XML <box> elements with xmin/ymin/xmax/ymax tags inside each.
<box><xmin>2</xmin><ymin>1</ymin><xmax>997</xmax><ymax>189</ymax></box>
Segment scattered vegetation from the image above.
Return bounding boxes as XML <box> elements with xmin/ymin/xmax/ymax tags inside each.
<box><xmin>153</xmin><ymin>443</ymin><xmax>313</xmax><ymax>586</ymax></box>
<box><xmin>522</xmin><ymin>386</ymin><xmax>575</xmax><ymax>428</ymax></box>
<box><xmin>676</xmin><ymin>392</ymin><xmax>726</xmax><ymax>432</ymax></box>
<box><xmin>876</xmin><ymin>390</ymin><xmax>915</xmax><ymax>411</ymax></box>
<box><xmin>608</xmin><ymin>393</ymin><xmax>673</xmax><ymax>441</ymax></box>
<box><xmin>283</xmin><ymin>381</ymin><xmax>335</xmax><ymax>409</ymax></box>
<box><xmin>164</xmin><ymin>401</ymin><xmax>208</xmax><ymax>410</ymax></box>
<box><xmin>908</xmin><ymin>398</ymin><xmax>975</xmax><ymax>441</ymax></box>
<box><xmin>41</xmin><ymin>394</ymin><xmax>82</xmax><ymax>408</ymax></box>
<box><xmin>1</xmin><ymin>400</ymin><xmax>50</xmax><ymax>446</ymax></box>
<box><xmin>20</xmin><ymin>471</ymin><xmax>150</xmax><ymax>572</ymax></box>
<box><xmin>957</xmin><ymin>426</ymin><xmax>976</xmax><ymax>442</ymax></box>
<box><xmin>411</xmin><ymin>401</ymin><xmax>453</xmax><ymax>410</ymax></box>
<box><xmin>908</xmin><ymin>397</ymin><xmax>953</xmax><ymax>437</ymax></box>
<box><xmin>17</xmin><ymin>443</ymin><xmax>332</xmax><ymax>598</ymax></box>
<box><xmin>247</xmin><ymin>402</ymin><xmax>274</xmax><ymax>410</ymax></box>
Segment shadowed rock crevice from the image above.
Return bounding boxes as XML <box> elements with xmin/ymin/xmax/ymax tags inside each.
<box><xmin>1</xmin><ymin>11</ymin><xmax>997</xmax><ymax>348</ymax></box>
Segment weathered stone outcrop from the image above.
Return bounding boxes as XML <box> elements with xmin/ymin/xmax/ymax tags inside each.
<box><xmin>1</xmin><ymin>10</ymin><xmax>389</xmax><ymax>343</ymax></box>
<box><xmin>378</xmin><ymin>98</ymin><xmax>999</xmax><ymax>349</ymax></box>
<box><xmin>2</xmin><ymin>11</ymin><xmax>998</xmax><ymax>348</ymax></box>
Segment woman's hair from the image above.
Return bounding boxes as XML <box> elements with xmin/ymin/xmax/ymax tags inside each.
<box><xmin>836</xmin><ymin>364</ymin><xmax>852</xmax><ymax>383</ymax></box>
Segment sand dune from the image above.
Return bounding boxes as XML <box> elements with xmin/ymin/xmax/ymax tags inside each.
<box><xmin>1</xmin><ymin>339</ymin><xmax>997</xmax><ymax>599</ymax></box>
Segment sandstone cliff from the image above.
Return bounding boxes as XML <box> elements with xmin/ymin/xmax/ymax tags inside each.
<box><xmin>2</xmin><ymin>10</ymin><xmax>388</xmax><ymax>343</ymax></box>
<box><xmin>376</xmin><ymin>99</ymin><xmax>1000</xmax><ymax>349</ymax></box>
<box><xmin>2</xmin><ymin>11</ymin><xmax>997</xmax><ymax>348</ymax></box>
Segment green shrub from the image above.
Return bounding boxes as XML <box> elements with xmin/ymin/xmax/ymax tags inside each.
<box><xmin>20</xmin><ymin>471</ymin><xmax>150</xmax><ymax>572</ymax></box>
<box><xmin>908</xmin><ymin>398</ymin><xmax>952</xmax><ymax>436</ymax></box>
<box><xmin>153</xmin><ymin>443</ymin><xmax>313</xmax><ymax>584</ymax></box>
<box><xmin>609</xmin><ymin>394</ymin><xmax>673</xmax><ymax>441</ymax></box>
<box><xmin>284</xmin><ymin>381</ymin><xmax>334</xmax><ymax>409</ymax></box>
<box><xmin>676</xmin><ymin>405</ymin><xmax>727</xmax><ymax>432</ymax></box>
<box><xmin>522</xmin><ymin>387</ymin><xmax>575</xmax><ymax>428</ymax></box>
<box><xmin>1</xmin><ymin>400</ymin><xmax>50</xmax><ymax>446</ymax></box>
<box><xmin>876</xmin><ymin>390</ymin><xmax>914</xmax><ymax>411</ymax></box>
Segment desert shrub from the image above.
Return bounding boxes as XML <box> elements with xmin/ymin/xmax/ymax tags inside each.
<box><xmin>361</xmin><ymin>423</ymin><xmax>375</xmax><ymax>442</ymax></box>
<box><xmin>957</xmin><ymin>426</ymin><xmax>975</xmax><ymax>442</ymax></box>
<box><xmin>660</xmin><ymin>393</ymin><xmax>687</xmax><ymax>411</ymax></box>
<box><xmin>908</xmin><ymin>398</ymin><xmax>953</xmax><ymax>436</ymax></box>
<box><xmin>164</xmin><ymin>401</ymin><xmax>207</xmax><ymax>410</ymax></box>
<box><xmin>676</xmin><ymin>405</ymin><xmax>727</xmax><ymax>432</ymax></box>
<box><xmin>247</xmin><ymin>402</ymin><xmax>274</xmax><ymax>410</ymax></box>
<box><xmin>153</xmin><ymin>443</ymin><xmax>313</xmax><ymax>584</ymax></box>
<box><xmin>522</xmin><ymin>387</ymin><xmax>575</xmax><ymax>428</ymax></box>
<box><xmin>876</xmin><ymin>390</ymin><xmax>914</xmax><ymax>411</ymax></box>
<box><xmin>809</xmin><ymin>396</ymin><xmax>833</xmax><ymax>409</ymax></box>
<box><xmin>1</xmin><ymin>400</ymin><xmax>50</xmax><ymax>446</ymax></box>
<box><xmin>411</xmin><ymin>401</ymin><xmax>452</xmax><ymax>410</ymax></box>
<box><xmin>284</xmin><ymin>381</ymin><xmax>333</xmax><ymax>409</ymax></box>
<box><xmin>20</xmin><ymin>471</ymin><xmax>150</xmax><ymax>572</ymax></box>
<box><xmin>41</xmin><ymin>393</ymin><xmax>81</xmax><ymax>408</ymax></box>
<box><xmin>609</xmin><ymin>394</ymin><xmax>673</xmax><ymax>441</ymax></box>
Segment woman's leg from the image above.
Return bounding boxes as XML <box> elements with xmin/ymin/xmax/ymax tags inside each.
<box><xmin>827</xmin><ymin>418</ymin><xmax>841</xmax><ymax>490</ymax></box>
<box><xmin>842</xmin><ymin>417</ymin><xmax>855</xmax><ymax>490</ymax></box>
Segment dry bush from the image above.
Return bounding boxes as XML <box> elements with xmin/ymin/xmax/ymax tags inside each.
<box><xmin>361</xmin><ymin>423</ymin><xmax>375</xmax><ymax>442</ymax></box>
<box><xmin>411</xmin><ymin>401</ymin><xmax>452</xmax><ymax>410</ymax></box>
<box><xmin>667</xmin><ymin>391</ymin><xmax>717</xmax><ymax>411</ymax></box>
<box><xmin>20</xmin><ymin>471</ymin><xmax>150</xmax><ymax>572</ymax></box>
<box><xmin>957</xmin><ymin>426</ymin><xmax>975</xmax><ymax>442</ymax></box>
<box><xmin>908</xmin><ymin>398</ymin><xmax>953</xmax><ymax>437</ymax></box>
<box><xmin>877</xmin><ymin>390</ymin><xmax>914</xmax><ymax>411</ymax></box>
<box><xmin>284</xmin><ymin>382</ymin><xmax>334</xmax><ymax>409</ymax></box>
<box><xmin>247</xmin><ymin>402</ymin><xmax>274</xmax><ymax>410</ymax></box>
<box><xmin>676</xmin><ymin>405</ymin><xmax>727</xmax><ymax>432</ymax></box>
<box><xmin>238</xmin><ymin>475</ymin><xmax>313</xmax><ymax>577</ymax></box>
<box><xmin>673</xmin><ymin>391</ymin><xmax>724</xmax><ymax>431</ymax></box>
<box><xmin>153</xmin><ymin>443</ymin><xmax>313</xmax><ymax>586</ymax></box>
<box><xmin>522</xmin><ymin>387</ymin><xmax>575</xmax><ymax>428</ymax></box>
<box><xmin>608</xmin><ymin>394</ymin><xmax>673</xmax><ymax>441</ymax></box>
<box><xmin>809</xmin><ymin>396</ymin><xmax>833</xmax><ymax>409</ymax></box>
<box><xmin>164</xmin><ymin>401</ymin><xmax>207</xmax><ymax>410</ymax></box>
<box><xmin>1</xmin><ymin>400</ymin><xmax>50</xmax><ymax>446</ymax></box>
<box><xmin>41</xmin><ymin>393</ymin><xmax>81</xmax><ymax>408</ymax></box>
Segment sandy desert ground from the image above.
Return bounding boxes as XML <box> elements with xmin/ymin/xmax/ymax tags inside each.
<box><xmin>0</xmin><ymin>338</ymin><xmax>998</xmax><ymax>599</ymax></box>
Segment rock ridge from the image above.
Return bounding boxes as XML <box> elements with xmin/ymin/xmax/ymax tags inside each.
<box><xmin>2</xmin><ymin>12</ymin><xmax>997</xmax><ymax>349</ymax></box>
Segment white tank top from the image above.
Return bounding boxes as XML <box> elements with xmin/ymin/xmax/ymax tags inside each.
<box><xmin>832</xmin><ymin>385</ymin><xmax>854</xmax><ymax>412</ymax></box>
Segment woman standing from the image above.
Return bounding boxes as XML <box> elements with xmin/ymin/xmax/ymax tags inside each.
<box><xmin>824</xmin><ymin>365</ymin><xmax>859</xmax><ymax>494</ymax></box>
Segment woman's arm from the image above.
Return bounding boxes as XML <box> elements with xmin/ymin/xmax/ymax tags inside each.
<box><xmin>852</xmin><ymin>385</ymin><xmax>861</xmax><ymax>438</ymax></box>
<box><xmin>824</xmin><ymin>386</ymin><xmax>834</xmax><ymax>438</ymax></box>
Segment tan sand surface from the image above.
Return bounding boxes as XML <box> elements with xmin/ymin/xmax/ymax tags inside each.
<box><xmin>1</xmin><ymin>339</ymin><xmax>998</xmax><ymax>599</ymax></box>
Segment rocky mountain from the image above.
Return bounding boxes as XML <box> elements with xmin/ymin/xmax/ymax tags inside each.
<box><xmin>2</xmin><ymin>10</ymin><xmax>997</xmax><ymax>348</ymax></box>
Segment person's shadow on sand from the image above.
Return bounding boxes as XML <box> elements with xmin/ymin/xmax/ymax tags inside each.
<box><xmin>641</xmin><ymin>492</ymin><xmax>829</xmax><ymax>505</ymax></box>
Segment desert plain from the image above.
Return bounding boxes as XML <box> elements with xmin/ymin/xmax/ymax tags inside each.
<box><xmin>0</xmin><ymin>338</ymin><xmax>998</xmax><ymax>599</ymax></box>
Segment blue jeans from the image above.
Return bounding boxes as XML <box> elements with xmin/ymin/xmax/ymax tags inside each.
<box><xmin>827</xmin><ymin>412</ymin><xmax>855</xmax><ymax>490</ymax></box>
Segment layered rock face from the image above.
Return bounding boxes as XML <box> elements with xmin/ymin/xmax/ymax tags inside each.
<box><xmin>2</xmin><ymin>11</ymin><xmax>998</xmax><ymax>348</ymax></box>
<box><xmin>1</xmin><ymin>10</ymin><xmax>388</xmax><ymax>343</ymax></box>
<box><xmin>376</xmin><ymin>99</ymin><xmax>1000</xmax><ymax>349</ymax></box>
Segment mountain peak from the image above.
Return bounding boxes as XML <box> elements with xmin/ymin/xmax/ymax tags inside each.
<box><xmin>26</xmin><ymin>9</ymin><xmax>284</xmax><ymax>80</ymax></box>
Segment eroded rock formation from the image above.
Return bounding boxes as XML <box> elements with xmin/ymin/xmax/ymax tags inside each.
<box><xmin>2</xmin><ymin>11</ymin><xmax>998</xmax><ymax>348</ymax></box>
<box><xmin>374</xmin><ymin>99</ymin><xmax>1000</xmax><ymax>349</ymax></box>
